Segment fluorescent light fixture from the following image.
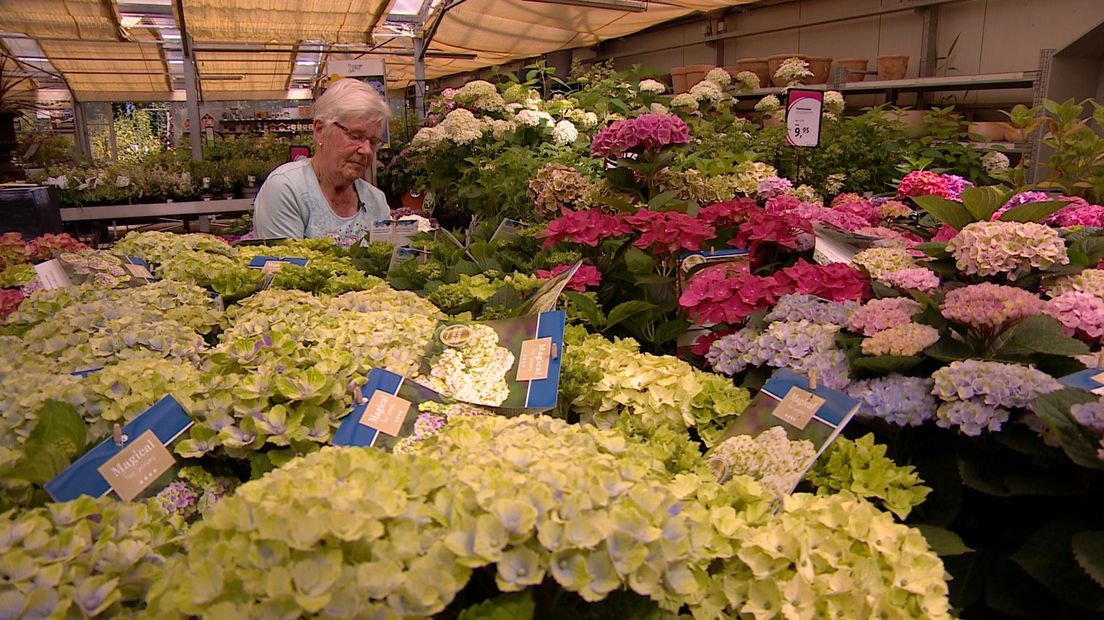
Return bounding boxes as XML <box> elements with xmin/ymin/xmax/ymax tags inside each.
<box><xmin>168</xmin><ymin>59</ymin><xmax>183</xmax><ymax>64</ymax></box>
<box><xmin>17</xmin><ymin>56</ymin><xmax>48</xmax><ymax>62</ymax></box>
<box><xmin>295</xmin><ymin>60</ymin><xmax>318</xmax><ymax>66</ymax></box>
<box><xmin>523</xmin><ymin>0</ymin><xmax>647</xmax><ymax>11</ymax></box>
<box><xmin>161</xmin><ymin>33</ymin><xmax>181</xmax><ymax>39</ymax></box>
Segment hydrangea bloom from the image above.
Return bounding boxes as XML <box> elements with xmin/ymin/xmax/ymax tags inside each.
<box><xmin>789</xmin><ymin>184</ymin><xmax>821</xmax><ymax>204</ymax></box>
<box><xmin>881</xmin><ymin>267</ymin><xmax>941</xmax><ymax>292</ymax></box>
<box><xmin>861</xmin><ymin>322</ymin><xmax>940</xmax><ymax>356</ymax></box>
<box><xmin>848</xmin><ymin>297</ymin><xmax>922</xmax><ymax>336</ymax></box>
<box><xmin>534</xmin><ymin>263</ymin><xmax>602</xmax><ymax>292</ymax></box>
<box><xmin>708</xmin><ymin>320</ymin><xmax>850</xmax><ymax>388</ymax></box>
<box><xmin>541</xmin><ymin>209</ymin><xmax>631</xmax><ymax>247</ymax></box>
<box><xmin>589</xmin><ymin>114</ymin><xmax>692</xmax><ymax>158</ymax></box>
<box><xmin>154</xmin><ymin>480</ymin><xmax>198</xmax><ymax>518</ymax></box>
<box><xmin>764</xmin><ymin>294</ymin><xmax>856</xmax><ymax>326</ymax></box>
<box><xmin>777</xmin><ymin>260</ymin><xmax>871</xmax><ymax>303</ymax></box>
<box><xmin>981</xmin><ymin>151</ymin><xmax>1010</xmax><ymax>176</ymax></box>
<box><xmin>409</xmin><ymin>125</ymin><xmax>447</xmax><ymax>150</ymax></box>
<box><xmin>774</xmin><ymin>57</ymin><xmax>813</xmax><ymax>85</ymax></box>
<box><xmin>878</xmin><ymin>199</ymin><xmax>912</xmax><ymax>219</ymax></box>
<box><xmin>515</xmin><ymin>109</ymin><xmax>554</xmax><ymax>127</ymax></box>
<box><xmin>766</xmin><ymin>195</ymin><xmax>870</xmax><ymax>231</ymax></box>
<box><xmin>454</xmin><ymin>79</ymin><xmax>506</xmax><ymax>111</ymax></box>
<box><xmin>1071</xmin><ymin>400</ymin><xmax>1104</xmax><ymax>434</ymax></box>
<box><xmin>0</xmin><ymin>289</ymin><xmax>23</xmax><ymax>319</ymax></box>
<box><xmin>421</xmin><ymin>324</ymin><xmax>515</xmax><ymax>405</ymax></box>
<box><xmin>625</xmin><ymin>210</ymin><xmax>716</xmax><ymax>255</ymax></box>
<box><xmin>564</xmin><ymin>108</ymin><xmax>599</xmax><ymax>128</ymax></box>
<box><xmin>552</xmin><ymin>119</ymin><xmax>579</xmax><ymax>145</ymax></box>
<box><xmin>755</xmin><ymin>95</ymin><xmax>782</xmax><ymax>113</ymax></box>
<box><xmin>705</xmin><ymin>67</ymin><xmax>732</xmax><ymax>87</ymax></box>
<box><xmin>1044</xmin><ymin>291</ymin><xmax>1104</xmax><ymax>341</ymax></box>
<box><xmin>1048</xmin><ymin>269</ymin><xmax>1104</xmax><ymax>299</ymax></box>
<box><xmin>831</xmin><ymin>193</ymin><xmax>881</xmax><ymax>225</ymax></box>
<box><xmin>846</xmin><ymin>375</ymin><xmax>937</xmax><ymax>426</ymax></box>
<box><xmin>935</xmin><ymin>400</ymin><xmax>1010</xmax><ymax>436</ymax></box>
<box><xmin>941</xmin><ymin>282</ymin><xmax>1044</xmax><ymax>331</ymax></box>
<box><xmin>528</xmin><ymin>163</ymin><xmax>591</xmax><ymax>218</ymax></box>
<box><xmin>897</xmin><ymin>170</ymin><xmax>959</xmax><ymax>200</ymax></box>
<box><xmin>932</xmin><ymin>359</ymin><xmax>1061</xmax><ymax>409</ymax></box>
<box><xmin>690</xmin><ymin>80</ymin><xmax>726</xmax><ymax>103</ymax></box>
<box><xmin>946</xmin><ymin>221</ymin><xmax>1068</xmax><ymax>279</ymax></box>
<box><xmin>856</xmin><ymin>227</ymin><xmax>922</xmax><ymax>249</ymax></box>
<box><xmin>853</xmin><ymin>247</ymin><xmax>917</xmax><ymax>279</ymax></box>
<box><xmin>706</xmin><ymin>427</ymin><xmax>816</xmax><ymax>498</ymax></box>
<box><xmin>669</xmin><ymin>93</ymin><xmax>699</xmax><ymax>110</ymax></box>
<box><xmin>734</xmin><ymin>70</ymin><xmax>760</xmax><ymax>91</ymax></box>
<box><xmin>441</xmin><ymin>108</ymin><xmax>484</xmax><ymax>144</ymax></box>
<box><xmin>680</xmin><ymin>270</ymin><xmax>784</xmax><ymax>325</ymax></box>
<box><xmin>1048</xmin><ymin>197</ymin><xmax>1104</xmax><ymax>228</ymax></box>
<box><xmin>757</xmin><ymin>176</ymin><xmax>793</xmax><ymax>198</ymax></box>
<box><xmin>734</xmin><ymin>210</ymin><xmax>812</xmax><ymax>253</ymax></box>
<box><xmin>697</xmin><ymin>198</ymin><xmax>758</xmax><ymax>226</ymax></box>
<box><xmin>823</xmin><ymin>90</ymin><xmax>845</xmax><ymax>116</ymax></box>
<box><xmin>638</xmin><ymin>78</ymin><xmax>667</xmax><ymax>93</ymax></box>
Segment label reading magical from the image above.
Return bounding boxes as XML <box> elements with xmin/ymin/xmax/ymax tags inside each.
<box><xmin>516</xmin><ymin>337</ymin><xmax>552</xmax><ymax>381</ymax></box>
<box><xmin>96</xmin><ymin>430</ymin><xmax>176</xmax><ymax>501</ymax></box>
<box><xmin>359</xmin><ymin>391</ymin><xmax>412</xmax><ymax>437</ymax></box>
<box><xmin>772</xmin><ymin>387</ymin><xmax>826</xmax><ymax>430</ymax></box>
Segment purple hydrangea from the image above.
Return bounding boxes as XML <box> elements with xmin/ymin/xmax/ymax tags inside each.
<box><xmin>707</xmin><ymin>320</ymin><xmax>850</xmax><ymax>388</ymax></box>
<box><xmin>757</xmin><ymin>176</ymin><xmax>793</xmax><ymax>199</ymax></box>
<box><xmin>154</xmin><ymin>481</ymin><xmax>198</xmax><ymax>518</ymax></box>
<box><xmin>846</xmin><ymin>375</ymin><xmax>937</xmax><ymax>426</ymax></box>
<box><xmin>764</xmin><ymin>294</ymin><xmax>857</xmax><ymax>326</ymax></box>
<box><xmin>932</xmin><ymin>359</ymin><xmax>1062</xmax><ymax>409</ymax></box>
<box><xmin>1071</xmin><ymin>401</ymin><xmax>1104</xmax><ymax>434</ymax></box>
<box><xmin>935</xmin><ymin>400</ymin><xmax>1010</xmax><ymax>436</ymax></box>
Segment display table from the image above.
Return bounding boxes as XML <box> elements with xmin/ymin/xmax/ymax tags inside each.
<box><xmin>60</xmin><ymin>197</ymin><xmax>254</xmax><ymax>238</ymax></box>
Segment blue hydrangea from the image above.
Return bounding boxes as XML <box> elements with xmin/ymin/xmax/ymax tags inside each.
<box><xmin>932</xmin><ymin>360</ymin><xmax>1061</xmax><ymax>409</ymax></box>
<box><xmin>846</xmin><ymin>375</ymin><xmax>936</xmax><ymax>427</ymax></box>
<box><xmin>935</xmin><ymin>400</ymin><xmax>1010</xmax><ymax>436</ymax></box>
<box><xmin>707</xmin><ymin>320</ymin><xmax>850</xmax><ymax>389</ymax></box>
<box><xmin>765</xmin><ymin>294</ymin><xmax>857</xmax><ymax>327</ymax></box>
<box><xmin>1071</xmin><ymin>401</ymin><xmax>1104</xmax><ymax>434</ymax></box>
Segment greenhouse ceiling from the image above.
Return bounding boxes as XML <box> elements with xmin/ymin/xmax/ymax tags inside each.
<box><xmin>0</xmin><ymin>0</ymin><xmax>755</xmax><ymax>102</ymax></box>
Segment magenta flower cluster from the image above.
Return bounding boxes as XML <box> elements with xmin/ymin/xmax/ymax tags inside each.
<box><xmin>941</xmin><ymin>283</ymin><xmax>1044</xmax><ymax>331</ymax></box>
<box><xmin>897</xmin><ymin>170</ymin><xmax>970</xmax><ymax>200</ymax></box>
<box><xmin>847</xmin><ymin>297</ymin><xmax>922</xmax><ymax>336</ymax></box>
<box><xmin>589</xmin><ymin>113</ymin><xmax>691</xmax><ymax>158</ymax></box>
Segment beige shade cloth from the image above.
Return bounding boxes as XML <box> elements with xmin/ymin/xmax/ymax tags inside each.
<box><xmin>196</xmin><ymin>50</ymin><xmax>294</xmax><ymax>96</ymax></box>
<box><xmin>38</xmin><ymin>39</ymin><xmax>172</xmax><ymax>99</ymax></box>
<box><xmin>181</xmin><ymin>0</ymin><xmax>395</xmax><ymax>44</ymax></box>
<box><xmin>0</xmin><ymin>0</ymin><xmax>120</xmax><ymax>41</ymax></box>
<box><xmin>384</xmin><ymin>0</ymin><xmax>756</xmax><ymax>86</ymax></box>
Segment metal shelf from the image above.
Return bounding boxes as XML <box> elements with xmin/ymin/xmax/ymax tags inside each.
<box><xmin>60</xmin><ymin>198</ymin><xmax>254</xmax><ymax>222</ymax></box>
<box><xmin>736</xmin><ymin>72</ymin><xmax>1039</xmax><ymax>99</ymax></box>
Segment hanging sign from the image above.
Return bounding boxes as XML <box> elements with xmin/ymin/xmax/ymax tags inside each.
<box><xmin>785</xmin><ymin>89</ymin><xmax>824</xmax><ymax>147</ymax></box>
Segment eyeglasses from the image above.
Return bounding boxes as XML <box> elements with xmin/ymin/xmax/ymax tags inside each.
<box><xmin>331</xmin><ymin>121</ymin><xmax>384</xmax><ymax>148</ymax></box>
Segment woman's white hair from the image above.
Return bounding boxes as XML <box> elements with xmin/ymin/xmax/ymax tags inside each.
<box><xmin>312</xmin><ymin>78</ymin><xmax>391</xmax><ymax>125</ymax></box>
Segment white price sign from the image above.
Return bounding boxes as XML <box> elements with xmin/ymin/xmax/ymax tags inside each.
<box><xmin>785</xmin><ymin>89</ymin><xmax>824</xmax><ymax>147</ymax></box>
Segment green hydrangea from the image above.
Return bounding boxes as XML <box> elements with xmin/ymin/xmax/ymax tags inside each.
<box><xmin>0</xmin><ymin>496</ymin><xmax>185</xmax><ymax>619</ymax></box>
<box><xmin>808</xmin><ymin>434</ymin><xmax>932</xmax><ymax>520</ymax></box>
<box><xmin>0</xmin><ymin>264</ymin><xmax>36</xmax><ymax>289</ymax></box>
<box><xmin>112</xmin><ymin>231</ymin><xmax>234</xmax><ymax>264</ymax></box>
<box><xmin>428</xmin><ymin>274</ymin><xmax>503</xmax><ymax>313</ymax></box>
<box><xmin>83</xmin><ymin>358</ymin><xmax>204</xmax><ymax>433</ymax></box>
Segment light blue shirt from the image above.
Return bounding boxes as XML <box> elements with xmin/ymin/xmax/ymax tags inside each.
<box><xmin>252</xmin><ymin>159</ymin><xmax>390</xmax><ymax>246</ymax></box>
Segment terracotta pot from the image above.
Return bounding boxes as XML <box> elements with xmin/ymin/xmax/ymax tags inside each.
<box><xmin>968</xmin><ymin>122</ymin><xmax>1006</xmax><ymax>142</ymax></box>
<box><xmin>670</xmin><ymin>66</ymin><xmax>689</xmax><ymax>93</ymax></box>
<box><xmin>401</xmin><ymin>189</ymin><xmax>426</xmax><ymax>212</ymax></box>
<box><xmin>767</xmin><ymin>54</ymin><xmax>808</xmax><ymax>87</ymax></box>
<box><xmin>684</xmin><ymin>64</ymin><xmax>715</xmax><ymax>88</ymax></box>
<box><xmin>886</xmin><ymin>109</ymin><xmax>927</xmax><ymax>129</ymax></box>
<box><xmin>836</xmin><ymin>58</ymin><xmax>869</xmax><ymax>82</ymax></box>
<box><xmin>877</xmin><ymin>55</ymin><xmax>910</xmax><ymax>80</ymax></box>
<box><xmin>733</xmin><ymin>57</ymin><xmax>770</xmax><ymax>88</ymax></box>
<box><xmin>806</xmin><ymin>57</ymin><xmax>833</xmax><ymax>84</ymax></box>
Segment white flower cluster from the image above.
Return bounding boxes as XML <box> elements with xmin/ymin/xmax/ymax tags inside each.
<box><xmin>775</xmin><ymin>57</ymin><xmax>813</xmax><ymax>86</ymax></box>
<box><xmin>706</xmin><ymin>426</ymin><xmax>817</xmax><ymax>498</ymax></box>
<box><xmin>455</xmin><ymin>79</ymin><xmax>506</xmax><ymax>111</ymax></box>
<box><xmin>755</xmin><ymin>94</ymin><xmax>781</xmax><ymax>113</ymax></box>
<box><xmin>420</xmin><ymin>324</ymin><xmax>515</xmax><ymax>406</ymax></box>
<box><xmin>552</xmin><ymin>119</ymin><xmax>579</xmax><ymax>145</ymax></box>
<box><xmin>670</xmin><ymin>93</ymin><xmax>699</xmax><ymax>110</ymax></box>
<box><xmin>981</xmin><ymin>151</ymin><xmax>1010</xmax><ymax>175</ymax></box>
<box><xmin>689</xmin><ymin>80</ymin><xmax>725</xmax><ymax>103</ymax></box>
<box><xmin>705</xmin><ymin>67</ymin><xmax>732</xmax><ymax>87</ymax></box>
<box><xmin>638</xmin><ymin>79</ymin><xmax>667</xmax><ymax>94</ymax></box>
<box><xmin>823</xmin><ymin>90</ymin><xmax>845</xmax><ymax>116</ymax></box>
<box><xmin>734</xmin><ymin>70</ymin><xmax>760</xmax><ymax>91</ymax></box>
<box><xmin>410</xmin><ymin>125</ymin><xmax>447</xmax><ymax>151</ymax></box>
<box><xmin>481</xmin><ymin>117</ymin><xmax>517</xmax><ymax>141</ymax></box>
<box><xmin>564</xmin><ymin>108</ymin><xmax>599</xmax><ymax>128</ymax></box>
<box><xmin>515</xmin><ymin>109</ymin><xmax>554</xmax><ymax>127</ymax></box>
<box><xmin>649</xmin><ymin>102</ymin><xmax>669</xmax><ymax>115</ymax></box>
<box><xmin>441</xmin><ymin>108</ymin><xmax>484</xmax><ymax>145</ymax></box>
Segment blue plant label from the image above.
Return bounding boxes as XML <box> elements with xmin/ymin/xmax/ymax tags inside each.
<box><xmin>69</xmin><ymin>367</ymin><xmax>103</xmax><ymax>378</ymax></box>
<box><xmin>388</xmin><ymin>246</ymin><xmax>430</xmax><ymax>272</ymax></box>
<box><xmin>122</xmin><ymin>256</ymin><xmax>155</xmax><ymax>282</ymax></box>
<box><xmin>332</xmin><ymin>369</ymin><xmax>411</xmax><ymax>449</ymax></box>
<box><xmin>44</xmin><ymin>395</ymin><xmax>193</xmax><ymax>502</ymax></box>
<box><xmin>369</xmin><ymin>220</ymin><xmax>420</xmax><ymax>246</ymax></box>
<box><xmin>1059</xmin><ymin>369</ymin><xmax>1104</xmax><ymax>396</ymax></box>
<box><xmin>247</xmin><ymin>256</ymin><xmax>309</xmax><ymax>273</ymax></box>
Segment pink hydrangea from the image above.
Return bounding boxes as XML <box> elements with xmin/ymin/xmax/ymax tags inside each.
<box><xmin>541</xmin><ymin>209</ymin><xmax>631</xmax><ymax>248</ymax></box>
<box><xmin>776</xmin><ymin>260</ymin><xmax>871</xmax><ymax>303</ymax></box>
<box><xmin>848</xmin><ymin>297</ymin><xmax>923</xmax><ymax>336</ymax></box>
<box><xmin>1048</xmin><ymin>269</ymin><xmax>1104</xmax><ymax>299</ymax></box>
<box><xmin>698</xmin><ymin>198</ymin><xmax>758</xmax><ymax>226</ymax></box>
<box><xmin>26</xmin><ymin>233</ymin><xmax>88</xmax><ymax>261</ymax></box>
<box><xmin>831</xmin><ymin>193</ymin><xmax>881</xmax><ymax>226</ymax></box>
<box><xmin>756</xmin><ymin>176</ymin><xmax>793</xmax><ymax>199</ymax></box>
<box><xmin>766</xmin><ymin>196</ymin><xmax>870</xmax><ymax>232</ymax></box>
<box><xmin>535</xmin><ymin>263</ymin><xmax>602</xmax><ymax>292</ymax></box>
<box><xmin>932</xmin><ymin>224</ymin><xmax>958</xmax><ymax>243</ymax></box>
<box><xmin>0</xmin><ymin>289</ymin><xmax>23</xmax><ymax>319</ymax></box>
<box><xmin>1048</xmin><ymin>197</ymin><xmax>1104</xmax><ymax>228</ymax></box>
<box><xmin>624</xmin><ymin>209</ymin><xmax>716</xmax><ymax>255</ymax></box>
<box><xmin>1044</xmin><ymin>291</ymin><xmax>1104</xmax><ymax>342</ymax></box>
<box><xmin>861</xmin><ymin>322</ymin><xmax>940</xmax><ymax>356</ymax></box>
<box><xmin>679</xmin><ymin>269</ymin><xmax>787</xmax><ymax>325</ymax></box>
<box><xmin>941</xmin><ymin>283</ymin><xmax>1044</xmax><ymax>331</ymax></box>
<box><xmin>589</xmin><ymin>113</ymin><xmax>691</xmax><ymax>158</ymax></box>
<box><xmin>946</xmin><ymin>221</ymin><xmax>1069</xmax><ymax>279</ymax></box>
<box><xmin>881</xmin><ymin>267</ymin><xmax>941</xmax><ymax>292</ymax></box>
<box><xmin>733</xmin><ymin>211</ymin><xmax>812</xmax><ymax>253</ymax></box>
<box><xmin>898</xmin><ymin>170</ymin><xmax>957</xmax><ymax>199</ymax></box>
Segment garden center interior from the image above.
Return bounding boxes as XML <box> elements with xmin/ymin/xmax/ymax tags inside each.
<box><xmin>2</xmin><ymin>1</ymin><xmax>1104</xmax><ymax>618</ymax></box>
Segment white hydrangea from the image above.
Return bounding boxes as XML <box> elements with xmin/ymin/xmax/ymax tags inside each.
<box><xmin>638</xmin><ymin>79</ymin><xmax>667</xmax><ymax>94</ymax></box>
<box><xmin>824</xmin><ymin>173</ymin><xmax>847</xmax><ymax>195</ymax></box>
<box><xmin>456</xmin><ymin>79</ymin><xmax>506</xmax><ymax>111</ymax></box>
<box><xmin>552</xmin><ymin>119</ymin><xmax>579</xmax><ymax>145</ymax></box>
<box><xmin>441</xmin><ymin>108</ymin><xmax>484</xmax><ymax>145</ymax></box>
<box><xmin>484</xmin><ymin>118</ymin><xmax>517</xmax><ymax>141</ymax></box>
<box><xmin>670</xmin><ymin>93</ymin><xmax>699</xmax><ymax>110</ymax></box>
<box><xmin>734</xmin><ymin>70</ymin><xmax>760</xmax><ymax>91</ymax></box>
<box><xmin>981</xmin><ymin>151</ymin><xmax>1011</xmax><ymax>175</ymax></box>
<box><xmin>515</xmin><ymin>109</ymin><xmax>554</xmax><ymax>127</ymax></box>
<box><xmin>505</xmin><ymin>102</ymin><xmax>522</xmax><ymax>114</ymax></box>
<box><xmin>689</xmin><ymin>80</ymin><xmax>725</xmax><ymax>102</ymax></box>
<box><xmin>823</xmin><ymin>90</ymin><xmax>845</xmax><ymax>116</ymax></box>
<box><xmin>649</xmin><ymin>102</ymin><xmax>669</xmax><ymax>115</ymax></box>
<box><xmin>790</xmin><ymin>184</ymin><xmax>822</xmax><ymax>204</ymax></box>
<box><xmin>755</xmin><ymin>95</ymin><xmax>782</xmax><ymax>113</ymax></box>
<box><xmin>410</xmin><ymin>125</ymin><xmax>447</xmax><ymax>150</ymax></box>
<box><xmin>115</xmin><ymin>175</ymin><xmax>131</xmax><ymax>188</ymax></box>
<box><xmin>45</xmin><ymin>175</ymin><xmax>68</xmax><ymax>189</ymax></box>
<box><xmin>705</xmin><ymin>67</ymin><xmax>732</xmax><ymax>87</ymax></box>
<box><xmin>563</xmin><ymin>109</ymin><xmax>599</xmax><ymax>129</ymax></box>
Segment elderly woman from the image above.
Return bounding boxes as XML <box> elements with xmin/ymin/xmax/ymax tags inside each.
<box><xmin>253</xmin><ymin>78</ymin><xmax>390</xmax><ymax>244</ymax></box>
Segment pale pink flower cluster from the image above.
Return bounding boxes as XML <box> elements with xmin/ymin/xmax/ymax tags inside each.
<box><xmin>862</xmin><ymin>322</ymin><xmax>940</xmax><ymax>356</ymax></box>
<box><xmin>881</xmin><ymin>267</ymin><xmax>941</xmax><ymax>292</ymax></box>
<box><xmin>1045</xmin><ymin>292</ymin><xmax>1104</xmax><ymax>342</ymax></box>
<box><xmin>878</xmin><ymin>199</ymin><xmax>913</xmax><ymax>219</ymax></box>
<box><xmin>1047</xmin><ymin>269</ymin><xmax>1104</xmax><ymax>299</ymax></box>
<box><xmin>941</xmin><ymin>283</ymin><xmax>1044</xmax><ymax>331</ymax></box>
<box><xmin>852</xmin><ymin>247</ymin><xmax>916</xmax><ymax>279</ymax></box>
<box><xmin>946</xmin><ymin>221</ymin><xmax>1068</xmax><ymax>279</ymax></box>
<box><xmin>848</xmin><ymin>297</ymin><xmax>922</xmax><ymax>336</ymax></box>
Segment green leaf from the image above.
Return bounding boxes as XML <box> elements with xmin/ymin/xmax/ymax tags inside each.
<box><xmin>961</xmin><ymin>185</ymin><xmax>1012</xmax><ymax>221</ymax></box>
<box><xmin>653</xmin><ymin>319</ymin><xmax>690</xmax><ymax>346</ymax></box>
<box><xmin>911</xmin><ymin>195</ymin><xmax>975</xmax><ymax>230</ymax></box>
<box><xmin>915</xmin><ymin>524</ymin><xmax>974</xmax><ymax>556</ymax></box>
<box><xmin>591</xmin><ymin>195</ymin><xmax>636</xmax><ymax>213</ymax></box>
<box><xmin>563</xmin><ymin>292</ymin><xmax>605</xmax><ymax>326</ymax></box>
<box><xmin>604</xmin><ymin>167</ymin><xmax>639</xmax><ymax>194</ymax></box>
<box><xmin>914</xmin><ymin>242</ymin><xmax>950</xmax><ymax>259</ymax></box>
<box><xmin>998</xmin><ymin>200</ymin><xmax>1070</xmax><ymax>223</ymax></box>
<box><xmin>851</xmin><ymin>355</ymin><xmax>922</xmax><ymax>374</ymax></box>
<box><xmin>603</xmin><ymin>300</ymin><xmax>657</xmax><ymax>331</ymax></box>
<box><xmin>622</xmin><ymin>247</ymin><xmax>654</xmax><ymax>274</ymax></box>
<box><xmin>457</xmin><ymin>591</ymin><xmax>535</xmax><ymax>620</ymax></box>
<box><xmin>25</xmin><ymin>400</ymin><xmax>86</xmax><ymax>459</ymax></box>
<box><xmin>2</xmin><ymin>445</ymin><xmax>71</xmax><ymax>485</ymax></box>
<box><xmin>1033</xmin><ymin>389</ymin><xmax>1104</xmax><ymax>470</ymax></box>
<box><xmin>925</xmin><ymin>337</ymin><xmax>975</xmax><ymax>362</ymax></box>
<box><xmin>1011</xmin><ymin>520</ymin><xmax>1104</xmax><ymax>611</ymax></box>
<box><xmin>632</xmin><ymin>274</ymin><xmax>673</xmax><ymax>285</ymax></box>
<box><xmin>1001</xmin><ymin>315</ymin><xmax>1090</xmax><ymax>357</ymax></box>
<box><xmin>1073</xmin><ymin>531</ymin><xmax>1104</xmax><ymax>589</ymax></box>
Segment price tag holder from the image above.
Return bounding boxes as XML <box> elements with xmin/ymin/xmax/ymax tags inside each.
<box><xmin>44</xmin><ymin>395</ymin><xmax>193</xmax><ymax>502</ymax></box>
<box><xmin>785</xmin><ymin>88</ymin><xmax>824</xmax><ymax>147</ymax></box>
<box><xmin>247</xmin><ymin>256</ymin><xmax>309</xmax><ymax>272</ymax></box>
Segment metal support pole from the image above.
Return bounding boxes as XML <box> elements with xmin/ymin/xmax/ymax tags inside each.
<box><xmin>182</xmin><ymin>49</ymin><xmax>203</xmax><ymax>160</ymax></box>
<box><xmin>414</xmin><ymin>37</ymin><xmax>427</xmax><ymax>121</ymax></box>
<box><xmin>916</xmin><ymin>5</ymin><xmax>939</xmax><ymax>108</ymax></box>
<box><xmin>72</xmin><ymin>101</ymin><xmax>92</xmax><ymax>159</ymax></box>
